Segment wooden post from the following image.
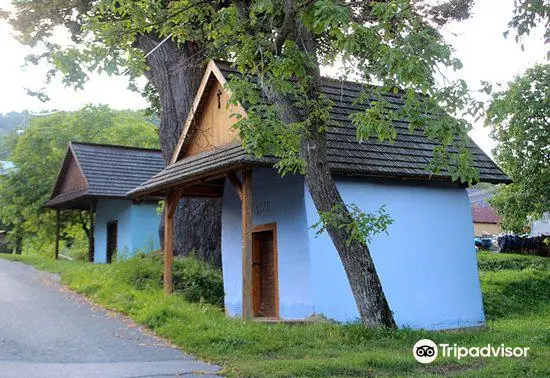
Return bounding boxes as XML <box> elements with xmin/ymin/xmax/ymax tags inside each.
<box><xmin>227</xmin><ymin>172</ymin><xmax>243</xmax><ymax>200</ymax></box>
<box><xmin>241</xmin><ymin>169</ymin><xmax>253</xmax><ymax>319</ymax></box>
<box><xmin>164</xmin><ymin>192</ymin><xmax>180</xmax><ymax>294</ymax></box>
<box><xmin>55</xmin><ymin>209</ymin><xmax>60</xmax><ymax>260</ymax></box>
<box><xmin>88</xmin><ymin>201</ymin><xmax>96</xmax><ymax>263</ymax></box>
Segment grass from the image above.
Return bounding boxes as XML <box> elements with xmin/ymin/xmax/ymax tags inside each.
<box><xmin>2</xmin><ymin>251</ymin><xmax>550</xmax><ymax>377</ymax></box>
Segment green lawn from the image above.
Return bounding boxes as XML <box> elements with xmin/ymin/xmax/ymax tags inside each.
<box><xmin>2</xmin><ymin>251</ymin><xmax>549</xmax><ymax>377</ymax></box>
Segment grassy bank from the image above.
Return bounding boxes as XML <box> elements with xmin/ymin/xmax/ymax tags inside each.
<box><xmin>2</xmin><ymin>252</ymin><xmax>549</xmax><ymax>377</ymax></box>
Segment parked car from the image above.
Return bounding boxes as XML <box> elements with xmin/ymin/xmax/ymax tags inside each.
<box><xmin>475</xmin><ymin>236</ymin><xmax>494</xmax><ymax>251</ymax></box>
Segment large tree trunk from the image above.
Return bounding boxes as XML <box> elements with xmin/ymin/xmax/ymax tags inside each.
<box><xmin>263</xmin><ymin>75</ymin><xmax>396</xmax><ymax>327</ymax></box>
<box><xmin>301</xmin><ymin>126</ymin><xmax>396</xmax><ymax>328</ymax></box>
<box><xmin>295</xmin><ymin>24</ymin><xmax>396</xmax><ymax>328</ymax></box>
<box><xmin>137</xmin><ymin>36</ymin><xmax>222</xmax><ymax>267</ymax></box>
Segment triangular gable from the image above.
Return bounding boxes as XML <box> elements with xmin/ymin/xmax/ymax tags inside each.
<box><xmin>50</xmin><ymin>143</ymin><xmax>88</xmax><ymax>199</ymax></box>
<box><xmin>171</xmin><ymin>60</ymin><xmax>247</xmax><ymax>163</ymax></box>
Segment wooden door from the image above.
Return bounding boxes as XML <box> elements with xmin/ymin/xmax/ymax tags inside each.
<box><xmin>106</xmin><ymin>221</ymin><xmax>118</xmax><ymax>264</ymax></box>
<box><xmin>251</xmin><ymin>224</ymin><xmax>279</xmax><ymax>318</ymax></box>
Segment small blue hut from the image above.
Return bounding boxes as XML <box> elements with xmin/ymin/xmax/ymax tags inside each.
<box><xmin>129</xmin><ymin>61</ymin><xmax>510</xmax><ymax>330</ymax></box>
<box><xmin>45</xmin><ymin>142</ymin><xmax>164</xmax><ymax>263</ymax></box>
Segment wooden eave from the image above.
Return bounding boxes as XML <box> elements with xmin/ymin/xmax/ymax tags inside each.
<box><xmin>44</xmin><ymin>143</ymin><xmax>91</xmax><ymax>209</ymax></box>
<box><xmin>50</xmin><ymin>143</ymin><xmax>89</xmax><ymax>199</ymax></box>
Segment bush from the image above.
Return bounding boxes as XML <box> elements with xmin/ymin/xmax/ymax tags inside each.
<box><xmin>114</xmin><ymin>251</ymin><xmax>224</xmax><ymax>307</ymax></box>
<box><xmin>477</xmin><ymin>251</ymin><xmax>550</xmax><ymax>272</ymax></box>
<box><xmin>114</xmin><ymin>251</ymin><xmax>163</xmax><ymax>290</ymax></box>
<box><xmin>173</xmin><ymin>256</ymin><xmax>224</xmax><ymax>307</ymax></box>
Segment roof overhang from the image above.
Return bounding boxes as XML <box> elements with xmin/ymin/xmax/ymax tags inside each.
<box><xmin>44</xmin><ymin>192</ymin><xmax>163</xmax><ymax>210</ymax></box>
<box><xmin>43</xmin><ymin>189</ymin><xmax>93</xmax><ymax>210</ymax></box>
<box><xmin>128</xmin><ymin>144</ymin><xmax>275</xmax><ymax>199</ymax></box>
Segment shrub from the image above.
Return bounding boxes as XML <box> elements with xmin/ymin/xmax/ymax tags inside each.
<box><xmin>477</xmin><ymin>251</ymin><xmax>550</xmax><ymax>272</ymax></box>
<box><xmin>173</xmin><ymin>256</ymin><xmax>224</xmax><ymax>307</ymax></box>
<box><xmin>113</xmin><ymin>251</ymin><xmax>224</xmax><ymax>307</ymax></box>
<box><xmin>114</xmin><ymin>251</ymin><xmax>163</xmax><ymax>290</ymax></box>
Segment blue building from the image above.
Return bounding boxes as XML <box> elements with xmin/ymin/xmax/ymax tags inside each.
<box><xmin>45</xmin><ymin>142</ymin><xmax>164</xmax><ymax>263</ymax></box>
<box><xmin>130</xmin><ymin>61</ymin><xmax>510</xmax><ymax>330</ymax></box>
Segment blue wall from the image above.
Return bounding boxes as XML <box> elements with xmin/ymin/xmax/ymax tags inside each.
<box><xmin>221</xmin><ymin>168</ymin><xmax>314</xmax><ymax>319</ymax></box>
<box><xmin>220</xmin><ymin>170</ymin><xmax>485</xmax><ymax>329</ymax></box>
<box><xmin>305</xmin><ymin>178</ymin><xmax>485</xmax><ymax>330</ymax></box>
<box><xmin>94</xmin><ymin>199</ymin><xmax>160</xmax><ymax>263</ymax></box>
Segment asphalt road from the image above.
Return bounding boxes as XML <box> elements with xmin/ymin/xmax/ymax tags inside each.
<box><xmin>0</xmin><ymin>258</ymin><xmax>222</xmax><ymax>378</ymax></box>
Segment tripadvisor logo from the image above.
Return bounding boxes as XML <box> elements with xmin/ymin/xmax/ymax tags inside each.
<box><xmin>413</xmin><ymin>339</ymin><xmax>438</xmax><ymax>364</ymax></box>
<box><xmin>413</xmin><ymin>339</ymin><xmax>530</xmax><ymax>364</ymax></box>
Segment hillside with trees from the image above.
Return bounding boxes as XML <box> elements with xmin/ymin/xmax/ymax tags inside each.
<box><xmin>0</xmin><ymin>112</ymin><xmax>26</xmax><ymax>159</ymax></box>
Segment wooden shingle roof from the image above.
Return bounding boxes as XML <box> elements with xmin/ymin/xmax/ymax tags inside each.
<box><xmin>128</xmin><ymin>61</ymin><xmax>509</xmax><ymax>198</ymax></box>
<box><xmin>45</xmin><ymin>142</ymin><xmax>164</xmax><ymax>209</ymax></box>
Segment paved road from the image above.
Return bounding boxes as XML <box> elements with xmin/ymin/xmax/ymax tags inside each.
<box><xmin>0</xmin><ymin>258</ymin><xmax>222</xmax><ymax>378</ymax></box>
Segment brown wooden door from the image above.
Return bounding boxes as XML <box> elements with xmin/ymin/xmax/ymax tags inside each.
<box><xmin>106</xmin><ymin>221</ymin><xmax>118</xmax><ymax>264</ymax></box>
<box><xmin>251</xmin><ymin>225</ymin><xmax>278</xmax><ymax>318</ymax></box>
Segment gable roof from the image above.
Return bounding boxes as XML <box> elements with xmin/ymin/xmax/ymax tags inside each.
<box><xmin>472</xmin><ymin>205</ymin><xmax>501</xmax><ymax>224</ymax></box>
<box><xmin>467</xmin><ymin>188</ymin><xmax>502</xmax><ymax>224</ymax></box>
<box><xmin>45</xmin><ymin>142</ymin><xmax>164</xmax><ymax>209</ymax></box>
<box><xmin>128</xmin><ymin>60</ymin><xmax>509</xmax><ymax>199</ymax></box>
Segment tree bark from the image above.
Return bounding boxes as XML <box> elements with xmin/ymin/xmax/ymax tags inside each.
<box><xmin>301</xmin><ymin>126</ymin><xmax>396</xmax><ymax>328</ymax></box>
<box><xmin>14</xmin><ymin>231</ymin><xmax>22</xmax><ymax>255</ymax></box>
<box><xmin>137</xmin><ymin>36</ymin><xmax>222</xmax><ymax>266</ymax></box>
<box><xmin>267</xmin><ymin>21</ymin><xmax>397</xmax><ymax>328</ymax></box>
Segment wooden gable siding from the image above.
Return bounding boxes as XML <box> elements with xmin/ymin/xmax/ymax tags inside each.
<box><xmin>55</xmin><ymin>154</ymin><xmax>87</xmax><ymax>196</ymax></box>
<box><xmin>183</xmin><ymin>80</ymin><xmax>241</xmax><ymax>157</ymax></box>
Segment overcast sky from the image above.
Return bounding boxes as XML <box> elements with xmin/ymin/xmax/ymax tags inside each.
<box><xmin>0</xmin><ymin>0</ymin><xmax>546</xmax><ymax>156</ymax></box>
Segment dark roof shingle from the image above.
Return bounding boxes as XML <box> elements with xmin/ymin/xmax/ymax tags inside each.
<box><xmin>129</xmin><ymin>61</ymin><xmax>509</xmax><ymax>198</ymax></box>
<box><xmin>71</xmin><ymin>142</ymin><xmax>164</xmax><ymax>197</ymax></box>
<box><xmin>45</xmin><ymin>142</ymin><xmax>164</xmax><ymax>208</ymax></box>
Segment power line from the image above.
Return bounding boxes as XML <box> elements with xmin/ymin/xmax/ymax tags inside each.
<box><xmin>144</xmin><ymin>34</ymin><xmax>173</xmax><ymax>59</ymax></box>
<box><xmin>27</xmin><ymin>105</ymin><xmax>88</xmax><ymax>117</ymax></box>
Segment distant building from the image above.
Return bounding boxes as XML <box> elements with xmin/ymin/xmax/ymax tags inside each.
<box><xmin>468</xmin><ymin>188</ymin><xmax>502</xmax><ymax>236</ymax></box>
<box><xmin>44</xmin><ymin>142</ymin><xmax>165</xmax><ymax>263</ymax></box>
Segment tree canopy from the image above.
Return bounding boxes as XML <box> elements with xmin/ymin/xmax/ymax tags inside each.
<box><xmin>0</xmin><ymin>105</ymin><xmax>159</xmax><ymax>257</ymax></box>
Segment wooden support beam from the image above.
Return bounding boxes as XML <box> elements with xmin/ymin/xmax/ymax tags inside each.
<box><xmin>88</xmin><ymin>201</ymin><xmax>96</xmax><ymax>263</ymax></box>
<box><xmin>163</xmin><ymin>191</ymin><xmax>181</xmax><ymax>294</ymax></box>
<box><xmin>227</xmin><ymin>172</ymin><xmax>243</xmax><ymax>200</ymax></box>
<box><xmin>55</xmin><ymin>209</ymin><xmax>60</xmax><ymax>260</ymax></box>
<box><xmin>179</xmin><ymin>185</ymin><xmax>223</xmax><ymax>198</ymax></box>
<box><xmin>137</xmin><ymin>164</ymin><xmax>247</xmax><ymax>199</ymax></box>
<box><xmin>241</xmin><ymin>169</ymin><xmax>253</xmax><ymax>319</ymax></box>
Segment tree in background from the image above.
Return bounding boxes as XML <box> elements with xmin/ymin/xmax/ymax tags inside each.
<box><xmin>486</xmin><ymin>65</ymin><xmax>550</xmax><ymax>233</ymax></box>
<box><xmin>484</xmin><ymin>0</ymin><xmax>549</xmax><ymax>233</ymax></box>
<box><xmin>6</xmin><ymin>0</ymin><xmax>225</xmax><ymax>264</ymax></box>
<box><xmin>0</xmin><ymin>105</ymin><xmax>159</xmax><ymax>258</ymax></box>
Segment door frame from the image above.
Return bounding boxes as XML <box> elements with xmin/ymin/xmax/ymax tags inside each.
<box><xmin>251</xmin><ymin>222</ymin><xmax>279</xmax><ymax>318</ymax></box>
<box><xmin>106</xmin><ymin>220</ymin><xmax>118</xmax><ymax>264</ymax></box>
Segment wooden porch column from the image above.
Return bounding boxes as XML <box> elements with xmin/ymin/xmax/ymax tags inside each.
<box><xmin>164</xmin><ymin>192</ymin><xmax>180</xmax><ymax>294</ymax></box>
<box><xmin>241</xmin><ymin>169</ymin><xmax>253</xmax><ymax>319</ymax></box>
<box><xmin>88</xmin><ymin>201</ymin><xmax>96</xmax><ymax>263</ymax></box>
<box><xmin>55</xmin><ymin>209</ymin><xmax>60</xmax><ymax>260</ymax></box>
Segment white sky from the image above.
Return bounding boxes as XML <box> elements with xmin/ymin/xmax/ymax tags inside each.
<box><xmin>0</xmin><ymin>0</ymin><xmax>547</xmax><ymax>156</ymax></box>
